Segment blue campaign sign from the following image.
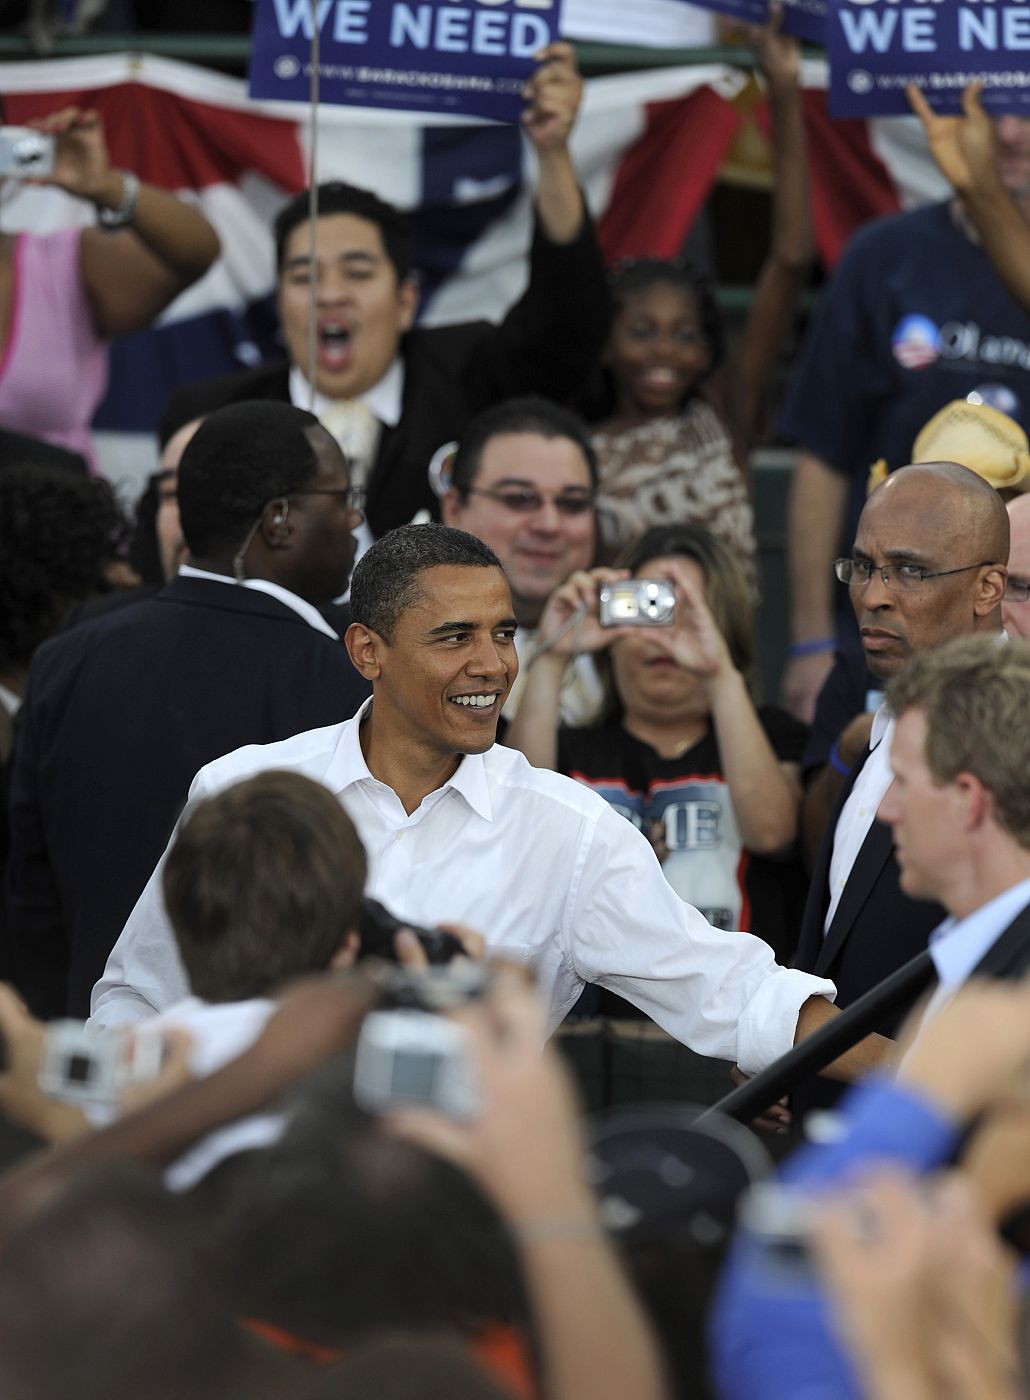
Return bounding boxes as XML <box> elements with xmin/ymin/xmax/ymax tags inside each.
<box><xmin>829</xmin><ymin>0</ymin><xmax>1030</xmax><ymax>116</ymax></box>
<box><xmin>780</xmin><ymin>0</ymin><xmax>828</xmax><ymax>44</ymax></box>
<box><xmin>666</xmin><ymin>0</ymin><xmax>769</xmax><ymax>27</ymax></box>
<box><xmin>248</xmin><ymin>0</ymin><xmax>560</xmax><ymax>123</ymax></box>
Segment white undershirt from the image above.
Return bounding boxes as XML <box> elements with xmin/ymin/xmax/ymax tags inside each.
<box><xmin>824</xmin><ymin>703</ymin><xmax>895</xmax><ymax>933</ymax></box>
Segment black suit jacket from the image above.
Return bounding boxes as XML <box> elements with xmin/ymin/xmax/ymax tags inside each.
<box><xmin>160</xmin><ymin>215</ymin><xmax>611</xmax><ymax>539</ymax></box>
<box><xmin>4</xmin><ymin>577</ymin><xmax>370</xmax><ymax>1019</ymax></box>
<box><xmin>792</xmin><ymin>746</ymin><xmax>945</xmax><ymax>1113</ymax></box>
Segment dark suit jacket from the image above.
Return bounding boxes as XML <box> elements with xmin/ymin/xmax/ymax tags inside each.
<box><xmin>160</xmin><ymin>216</ymin><xmax>611</xmax><ymax>539</ymax></box>
<box><xmin>792</xmin><ymin>746</ymin><xmax>946</xmax><ymax>1114</ymax></box>
<box><xmin>4</xmin><ymin>577</ymin><xmax>370</xmax><ymax>1019</ymax></box>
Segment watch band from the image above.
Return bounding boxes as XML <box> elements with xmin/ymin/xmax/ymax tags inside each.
<box><xmin>96</xmin><ymin>171</ymin><xmax>140</xmax><ymax>230</ymax></box>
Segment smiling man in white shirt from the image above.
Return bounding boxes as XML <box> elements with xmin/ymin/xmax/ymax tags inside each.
<box><xmin>880</xmin><ymin>635</ymin><xmax>1030</xmax><ymax>1025</ymax></box>
<box><xmin>92</xmin><ymin>524</ymin><xmax>860</xmax><ymax>1080</ymax></box>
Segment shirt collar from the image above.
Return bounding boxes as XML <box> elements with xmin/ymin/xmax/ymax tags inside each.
<box><xmin>929</xmin><ymin>875</ymin><xmax>1030</xmax><ymax>989</ymax></box>
<box><xmin>323</xmin><ymin>699</ymin><xmax>494</xmax><ymax>821</ymax></box>
<box><xmin>288</xmin><ymin>358</ymin><xmax>404</xmax><ymax>429</ymax></box>
<box><xmin>176</xmin><ymin>565</ymin><xmax>338</xmax><ymax>640</ymax></box>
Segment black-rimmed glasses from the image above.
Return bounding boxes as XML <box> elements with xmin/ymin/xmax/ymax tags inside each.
<box><xmin>290</xmin><ymin>486</ymin><xmax>366</xmax><ymax>512</ymax></box>
<box><xmin>834</xmin><ymin>558</ymin><xmax>993</xmax><ymax>591</ymax></box>
<box><xmin>464</xmin><ymin>485</ymin><xmax>594</xmax><ymax>516</ymax></box>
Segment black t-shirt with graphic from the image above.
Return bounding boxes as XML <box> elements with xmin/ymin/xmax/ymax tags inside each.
<box><xmin>558</xmin><ymin>707</ymin><xmax>809</xmax><ymax>966</ymax></box>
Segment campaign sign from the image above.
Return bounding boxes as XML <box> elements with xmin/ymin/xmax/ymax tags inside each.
<box><xmin>666</xmin><ymin>0</ymin><xmax>769</xmax><ymax>29</ymax></box>
<box><xmin>248</xmin><ymin>0</ymin><xmax>560</xmax><ymax>123</ymax></box>
<box><xmin>829</xmin><ymin>0</ymin><xmax>1030</xmax><ymax>116</ymax></box>
<box><xmin>780</xmin><ymin>0</ymin><xmax>828</xmax><ymax>44</ymax></box>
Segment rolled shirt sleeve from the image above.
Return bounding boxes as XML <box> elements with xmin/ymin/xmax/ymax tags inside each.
<box><xmin>564</xmin><ymin>803</ymin><xmax>835</xmax><ymax>1073</ymax></box>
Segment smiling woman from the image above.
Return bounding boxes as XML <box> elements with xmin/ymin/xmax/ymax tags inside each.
<box><xmin>505</xmin><ymin>523</ymin><xmax>809</xmax><ymax>962</ymax></box>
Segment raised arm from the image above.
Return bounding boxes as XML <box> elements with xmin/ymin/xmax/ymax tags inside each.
<box><xmin>908</xmin><ymin>82</ymin><xmax>1030</xmax><ymax>315</ymax></box>
<box><xmin>660</xmin><ymin>557</ymin><xmax>803</xmax><ymax>855</ymax></box>
<box><xmin>522</xmin><ymin>41</ymin><xmax>587</xmax><ymax>245</ymax></box>
<box><xmin>728</xmin><ymin>8</ymin><xmax>813</xmax><ymax>451</ymax></box>
<box><xmin>33</xmin><ymin>106</ymin><xmax>221</xmax><ymax>338</ymax></box>
<box><xmin>505</xmin><ymin>567</ymin><xmax>628</xmax><ymax>770</ymax></box>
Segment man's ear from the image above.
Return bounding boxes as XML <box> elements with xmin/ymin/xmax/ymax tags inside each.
<box><xmin>345</xmin><ymin>621</ymin><xmax>385</xmax><ymax>679</ymax></box>
<box><xmin>330</xmin><ymin>930</ymin><xmax>361</xmax><ymax>971</ymax></box>
<box><xmin>956</xmin><ymin>771</ymin><xmax>992</xmax><ymax>832</ymax></box>
<box><xmin>397</xmin><ymin>276</ymin><xmax>419</xmax><ymax>336</ymax></box>
<box><xmin>259</xmin><ymin>497</ymin><xmax>291</xmax><ymax>550</ymax></box>
<box><xmin>976</xmin><ymin>564</ymin><xmax>1007</xmax><ymax>615</ymax></box>
<box><xmin>440</xmin><ymin>488</ymin><xmax>463</xmax><ymax>527</ymax></box>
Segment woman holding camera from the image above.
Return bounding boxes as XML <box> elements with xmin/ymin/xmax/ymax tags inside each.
<box><xmin>0</xmin><ymin>105</ymin><xmax>219</xmax><ymax>465</ymax></box>
<box><xmin>506</xmin><ymin>523</ymin><xmax>807</xmax><ymax>958</ymax></box>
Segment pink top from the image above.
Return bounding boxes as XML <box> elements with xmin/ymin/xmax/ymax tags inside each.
<box><xmin>0</xmin><ymin>228</ymin><xmax>108</xmax><ymax>465</ymax></box>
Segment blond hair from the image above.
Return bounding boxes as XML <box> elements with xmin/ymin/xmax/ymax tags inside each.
<box><xmin>887</xmin><ymin>637</ymin><xmax>1030</xmax><ymax>847</ymax></box>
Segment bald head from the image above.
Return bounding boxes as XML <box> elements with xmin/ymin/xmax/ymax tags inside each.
<box><xmin>850</xmin><ymin>461</ymin><xmax>1009</xmax><ymax>679</ymax></box>
<box><xmin>867</xmin><ymin>461</ymin><xmax>1010</xmax><ymax>563</ymax></box>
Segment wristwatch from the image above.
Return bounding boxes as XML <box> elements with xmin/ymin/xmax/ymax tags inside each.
<box><xmin>96</xmin><ymin>171</ymin><xmax>140</xmax><ymax>230</ymax></box>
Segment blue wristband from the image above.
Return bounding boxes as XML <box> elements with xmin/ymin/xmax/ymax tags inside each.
<box><xmin>829</xmin><ymin>740</ymin><xmax>851</xmax><ymax>778</ymax></box>
<box><xmin>788</xmin><ymin>637</ymin><xmax>836</xmax><ymax>659</ymax></box>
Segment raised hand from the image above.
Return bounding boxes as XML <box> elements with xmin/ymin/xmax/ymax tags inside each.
<box><xmin>522</xmin><ymin>42</ymin><xmax>583</xmax><ymax>155</ymax></box>
<box><xmin>907</xmin><ymin>81</ymin><xmax>998</xmax><ymax>199</ymax></box>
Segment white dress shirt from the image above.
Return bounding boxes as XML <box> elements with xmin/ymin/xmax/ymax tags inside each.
<box><xmin>289</xmin><ymin>359</ymin><xmax>406</xmax><ymax>566</ymax></box>
<box><xmin>91</xmin><ymin>703</ymin><xmax>835</xmax><ymax>1074</ymax></box>
<box><xmin>824</xmin><ymin>704</ymin><xmax>896</xmax><ymax>933</ymax></box>
<box><xmin>918</xmin><ymin>877</ymin><xmax>1030</xmax><ymax>1025</ymax></box>
<box><xmin>177</xmin><ymin>564</ymin><xmax>339</xmax><ymax>640</ymax></box>
<box><xmin>505</xmin><ymin>630</ymin><xmax>604</xmax><ymax>727</ymax></box>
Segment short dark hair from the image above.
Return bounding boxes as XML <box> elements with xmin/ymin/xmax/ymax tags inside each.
<box><xmin>349</xmin><ymin>523</ymin><xmax>502</xmax><ymax>641</ymax></box>
<box><xmin>0</xmin><ymin>465</ymin><xmax>127</xmax><ymax>669</ymax></box>
<box><xmin>450</xmin><ymin>396</ymin><xmax>599</xmax><ymax>497</ymax></box>
<box><xmin>176</xmin><ymin>401</ymin><xmax>326</xmax><ymax>557</ymax></box>
<box><xmin>163</xmin><ymin>771</ymin><xmax>367</xmax><ymax>1003</ymax></box>
<box><xmin>274</xmin><ymin>182</ymin><xmax>414</xmax><ymax>284</ymax></box>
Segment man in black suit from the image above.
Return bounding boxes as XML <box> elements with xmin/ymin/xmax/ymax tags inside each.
<box><xmin>880</xmin><ymin>635</ymin><xmax>1030</xmax><ymax>1023</ymax></box>
<box><xmin>4</xmin><ymin>401</ymin><xmax>370</xmax><ymax>1020</ymax></box>
<box><xmin>159</xmin><ymin>43</ymin><xmax>610</xmax><ymax>541</ymax></box>
<box><xmin>791</xmin><ymin>461</ymin><xmax>1009</xmax><ymax>1112</ymax></box>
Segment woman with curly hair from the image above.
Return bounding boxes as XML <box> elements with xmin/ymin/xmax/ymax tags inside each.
<box><xmin>0</xmin><ymin>464</ymin><xmax>127</xmax><ymax>757</ymax></box>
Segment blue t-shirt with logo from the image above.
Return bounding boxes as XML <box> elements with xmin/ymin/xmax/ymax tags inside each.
<box><xmin>780</xmin><ymin>201</ymin><xmax>1030</xmax><ymax>543</ymax></box>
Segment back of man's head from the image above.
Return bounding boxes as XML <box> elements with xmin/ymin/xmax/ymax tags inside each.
<box><xmin>887</xmin><ymin>635</ymin><xmax>1030</xmax><ymax>848</ymax></box>
<box><xmin>0</xmin><ymin>1162</ymin><xmax>280</xmax><ymax>1400</ymax></box>
<box><xmin>450</xmin><ymin>395</ymin><xmax>598</xmax><ymax>497</ymax></box>
<box><xmin>349</xmin><ymin>523</ymin><xmax>502</xmax><ymax>641</ymax></box>
<box><xmin>163</xmin><ymin>771</ymin><xmax>367</xmax><ymax>1003</ymax></box>
<box><xmin>213</xmin><ymin>1105</ymin><xmax>530</xmax><ymax>1350</ymax></box>
<box><xmin>176</xmin><ymin>400</ymin><xmax>324</xmax><ymax>560</ymax></box>
<box><xmin>274</xmin><ymin>181</ymin><xmax>413</xmax><ymax>284</ymax></box>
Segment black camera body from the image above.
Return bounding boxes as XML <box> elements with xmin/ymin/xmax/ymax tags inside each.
<box><xmin>358</xmin><ymin>898</ymin><xmax>465</xmax><ymax>965</ymax></box>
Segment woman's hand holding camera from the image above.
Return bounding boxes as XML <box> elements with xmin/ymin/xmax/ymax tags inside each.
<box><xmin>532</xmin><ymin>567</ymin><xmax>633</xmax><ymax>663</ymax></box>
<box><xmin>643</xmin><ymin>557</ymin><xmax>735</xmax><ymax>687</ymax></box>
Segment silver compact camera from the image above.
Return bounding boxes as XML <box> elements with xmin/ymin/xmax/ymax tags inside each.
<box><xmin>353</xmin><ymin>1009</ymin><xmax>480</xmax><ymax>1121</ymax></box>
<box><xmin>598</xmin><ymin>579</ymin><xmax>676</xmax><ymax>628</ymax></box>
<box><xmin>0</xmin><ymin>127</ymin><xmax>55</xmax><ymax>179</ymax></box>
<box><xmin>38</xmin><ymin>1021</ymin><xmax>164</xmax><ymax>1107</ymax></box>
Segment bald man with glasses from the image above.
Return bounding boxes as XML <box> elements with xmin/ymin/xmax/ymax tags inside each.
<box><xmin>442</xmin><ymin>395</ymin><xmax>603</xmax><ymax>722</ymax></box>
<box><xmin>791</xmin><ymin>461</ymin><xmax>1009</xmax><ymax>1115</ymax></box>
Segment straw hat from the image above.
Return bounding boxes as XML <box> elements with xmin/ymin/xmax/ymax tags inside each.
<box><xmin>867</xmin><ymin>399</ymin><xmax>1030</xmax><ymax>496</ymax></box>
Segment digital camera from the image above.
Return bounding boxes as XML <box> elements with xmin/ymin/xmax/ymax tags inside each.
<box><xmin>0</xmin><ymin>128</ymin><xmax>55</xmax><ymax>179</ymax></box>
<box><xmin>598</xmin><ymin>579</ymin><xmax>676</xmax><ymax>628</ymax></box>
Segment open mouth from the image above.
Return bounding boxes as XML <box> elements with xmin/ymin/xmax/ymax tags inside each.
<box><xmin>317</xmin><ymin>321</ymin><xmax>353</xmax><ymax>370</ymax></box>
<box><xmin>448</xmin><ymin>693</ymin><xmax>500</xmax><ymax>711</ymax></box>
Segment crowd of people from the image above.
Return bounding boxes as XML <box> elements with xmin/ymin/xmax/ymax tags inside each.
<box><xmin>2</xmin><ymin>29</ymin><xmax>1030</xmax><ymax>1400</ymax></box>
